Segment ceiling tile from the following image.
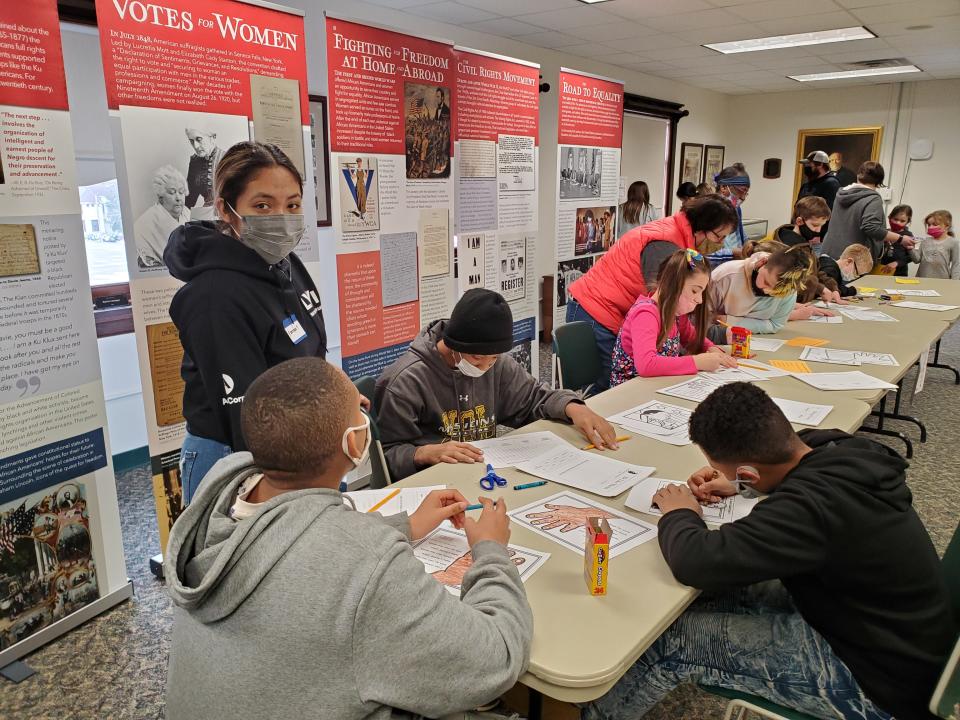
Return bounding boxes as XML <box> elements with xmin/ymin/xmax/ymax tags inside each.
<box><xmin>358</xmin><ymin>0</ymin><xmax>428</xmax><ymax>7</ymax></box>
<box><xmin>598</xmin><ymin>52</ymin><xmax>653</xmax><ymax>65</ymax></box>
<box><xmin>850</xmin><ymin>0</ymin><xmax>960</xmax><ymax>24</ymax></box>
<box><xmin>727</xmin><ymin>0</ymin><xmax>845</xmax><ymax>21</ymax></box>
<box><xmin>754</xmin><ymin>10</ymin><xmax>861</xmax><ymax>34</ymax></box>
<box><xmin>454</xmin><ymin>0</ymin><xmax>580</xmax><ymax>14</ymax></box>
<box><xmin>514</xmin><ymin>6</ymin><xmax>622</xmax><ymax>31</ymax></box>
<box><xmin>645</xmin><ymin>8</ymin><xmax>745</xmax><ymax>32</ymax></box>
<box><xmin>675</xmin><ymin>24</ymin><xmax>768</xmax><ymax>43</ymax></box>
<box><xmin>404</xmin><ymin>1</ymin><xmax>499</xmax><ymax>24</ymax></box>
<box><xmin>462</xmin><ymin>17</ymin><xmax>547</xmax><ymax>37</ymax></box>
<box><xmin>604</xmin><ymin>0</ymin><xmax>715</xmax><ymax>21</ymax></box>
<box><xmin>835</xmin><ymin>0</ymin><xmax>928</xmax><ymax>7</ymax></box>
<box><xmin>653</xmin><ymin>44</ymin><xmax>722</xmax><ymax>61</ymax></box>
<box><xmin>571</xmin><ymin>22</ymin><xmax>663</xmax><ymax>42</ymax></box>
<box><xmin>518</xmin><ymin>30</ymin><xmax>583</xmax><ymax>48</ymax></box>
<box><xmin>560</xmin><ymin>42</ymin><xmax>630</xmax><ymax>58</ymax></box>
<box><xmin>606</xmin><ymin>34</ymin><xmax>686</xmax><ymax>52</ymax></box>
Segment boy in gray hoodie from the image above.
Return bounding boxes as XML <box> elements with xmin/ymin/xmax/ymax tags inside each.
<box><xmin>165</xmin><ymin>357</ymin><xmax>533</xmax><ymax>720</ymax></box>
<box><xmin>375</xmin><ymin>289</ymin><xmax>619</xmax><ymax>480</ymax></box>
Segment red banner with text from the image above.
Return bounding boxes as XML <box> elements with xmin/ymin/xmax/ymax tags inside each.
<box><xmin>557</xmin><ymin>69</ymin><xmax>623</xmax><ymax>149</ymax></box>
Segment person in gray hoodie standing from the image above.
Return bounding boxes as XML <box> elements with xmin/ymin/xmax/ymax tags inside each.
<box><xmin>375</xmin><ymin>289</ymin><xmax>619</xmax><ymax>481</ymax></box>
<box><xmin>165</xmin><ymin>357</ymin><xmax>533</xmax><ymax>720</ymax></box>
<box><xmin>821</xmin><ymin>161</ymin><xmax>914</xmax><ymax>265</ymax></box>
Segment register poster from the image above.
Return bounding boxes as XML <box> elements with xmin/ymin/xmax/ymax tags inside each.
<box><xmin>95</xmin><ymin>0</ymin><xmax>316</xmax><ymax>546</ymax></box>
<box><xmin>454</xmin><ymin>47</ymin><xmax>540</xmax><ymax>377</ymax></box>
<box><xmin>553</xmin><ymin>69</ymin><xmax>623</xmax><ymax>335</ymax></box>
<box><xmin>0</xmin><ymin>0</ymin><xmax>129</xmax><ymax>665</ymax></box>
<box><xmin>327</xmin><ymin>17</ymin><xmax>456</xmax><ymax>380</ymax></box>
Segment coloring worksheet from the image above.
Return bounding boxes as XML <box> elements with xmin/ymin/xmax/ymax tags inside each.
<box><xmin>514</xmin><ymin>445</ymin><xmax>654</xmax><ymax>497</ymax></box>
<box><xmin>708</xmin><ymin>367</ymin><xmax>769</xmax><ymax>383</ymax></box>
<box><xmin>413</xmin><ymin>527</ymin><xmax>549</xmax><ymax>595</ymax></box>
<box><xmin>509</xmin><ymin>491</ymin><xmax>658</xmax><ymax>557</ymax></box>
<box><xmin>791</xmin><ymin>371</ymin><xmax>898</xmax><ymax>391</ymax></box>
<box><xmin>803</xmin><ymin>314</ymin><xmax>842</xmax><ymax>324</ymax></box>
<box><xmin>799</xmin><ymin>347</ymin><xmax>899</xmax><ymax>368</ymax></box>
<box><xmin>345</xmin><ymin>486</ymin><xmax>446</xmax><ymax>514</ymax></box>
<box><xmin>607</xmin><ymin>401</ymin><xmax>692</xmax><ymax>446</ymax></box>
<box><xmin>771</xmin><ymin>397</ymin><xmax>833</xmax><ymax>426</ymax></box>
<box><xmin>892</xmin><ymin>301</ymin><xmax>960</xmax><ymax>312</ymax></box>
<box><xmin>471</xmin><ymin>431</ymin><xmax>573</xmax><ymax>468</ymax></box>
<box><xmin>624</xmin><ymin>477</ymin><xmax>758</xmax><ymax>524</ymax></box>
<box><xmin>657</xmin><ymin>374</ymin><xmax>726</xmax><ymax>403</ymax></box>
<box><xmin>735</xmin><ymin>360</ymin><xmax>789</xmax><ymax>380</ymax></box>
<box><xmin>838</xmin><ymin>307</ymin><xmax>898</xmax><ymax>322</ymax></box>
<box><xmin>883</xmin><ymin>288</ymin><xmax>941</xmax><ymax>297</ymax></box>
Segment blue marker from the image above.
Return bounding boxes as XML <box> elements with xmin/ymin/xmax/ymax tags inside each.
<box><xmin>465</xmin><ymin>501</ymin><xmax>497</xmax><ymax>511</ymax></box>
<box><xmin>513</xmin><ymin>480</ymin><xmax>548</xmax><ymax>491</ymax></box>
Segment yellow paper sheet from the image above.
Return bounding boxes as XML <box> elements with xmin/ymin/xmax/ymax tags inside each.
<box><xmin>895</xmin><ymin>278</ymin><xmax>921</xmax><ymax>284</ymax></box>
<box><xmin>770</xmin><ymin>359</ymin><xmax>812</xmax><ymax>373</ymax></box>
<box><xmin>785</xmin><ymin>336</ymin><xmax>830</xmax><ymax>348</ymax></box>
<box><xmin>857</xmin><ymin>286</ymin><xmax>878</xmax><ymax>293</ymax></box>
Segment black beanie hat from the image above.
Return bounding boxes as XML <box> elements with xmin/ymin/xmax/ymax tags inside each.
<box><xmin>443</xmin><ymin>289</ymin><xmax>514</xmax><ymax>355</ymax></box>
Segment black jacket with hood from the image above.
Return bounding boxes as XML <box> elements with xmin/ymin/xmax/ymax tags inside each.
<box><xmin>165</xmin><ymin>221</ymin><xmax>326</xmax><ymax>450</ymax></box>
<box><xmin>797</xmin><ymin>172</ymin><xmax>841</xmax><ymax>209</ymax></box>
<box><xmin>658</xmin><ymin>429</ymin><xmax>954</xmax><ymax>720</ymax></box>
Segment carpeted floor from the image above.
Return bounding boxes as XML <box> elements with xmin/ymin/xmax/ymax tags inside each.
<box><xmin>2</xmin><ymin>330</ymin><xmax>958</xmax><ymax>720</ymax></box>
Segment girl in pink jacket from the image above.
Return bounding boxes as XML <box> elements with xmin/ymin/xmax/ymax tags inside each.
<box><xmin>611</xmin><ymin>249</ymin><xmax>736</xmax><ymax>386</ymax></box>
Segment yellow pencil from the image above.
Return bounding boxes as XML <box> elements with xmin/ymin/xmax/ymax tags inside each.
<box><xmin>737</xmin><ymin>361</ymin><xmax>767</xmax><ymax>371</ymax></box>
<box><xmin>716</xmin><ymin>319</ymin><xmax>732</xmax><ymax>328</ymax></box>
<box><xmin>367</xmin><ymin>487</ymin><xmax>401</xmax><ymax>513</ymax></box>
<box><xmin>582</xmin><ymin>435</ymin><xmax>631</xmax><ymax>451</ymax></box>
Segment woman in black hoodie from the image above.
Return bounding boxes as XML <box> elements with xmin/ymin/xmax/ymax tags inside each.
<box><xmin>164</xmin><ymin>142</ymin><xmax>326</xmax><ymax>503</ymax></box>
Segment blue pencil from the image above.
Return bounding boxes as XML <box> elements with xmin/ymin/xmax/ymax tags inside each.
<box><xmin>465</xmin><ymin>502</ymin><xmax>498</xmax><ymax>511</ymax></box>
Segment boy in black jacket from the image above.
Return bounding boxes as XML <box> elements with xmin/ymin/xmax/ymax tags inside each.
<box><xmin>584</xmin><ymin>383</ymin><xmax>954</xmax><ymax>720</ymax></box>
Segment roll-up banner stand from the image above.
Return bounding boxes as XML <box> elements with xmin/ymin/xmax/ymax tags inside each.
<box><xmin>94</xmin><ymin>0</ymin><xmax>317</xmax><ymax>552</ymax></box>
<box><xmin>0</xmin><ymin>0</ymin><xmax>132</xmax><ymax>668</ymax></box>
<box><xmin>553</xmin><ymin>68</ymin><xmax>624</xmax><ymax>340</ymax></box>
<box><xmin>453</xmin><ymin>47</ymin><xmax>540</xmax><ymax>380</ymax></box>
<box><xmin>325</xmin><ymin>15</ymin><xmax>457</xmax><ymax>380</ymax></box>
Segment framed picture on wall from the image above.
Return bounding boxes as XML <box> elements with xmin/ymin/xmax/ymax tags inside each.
<box><xmin>793</xmin><ymin>126</ymin><xmax>883</xmax><ymax>206</ymax></box>
<box><xmin>703</xmin><ymin>145</ymin><xmax>725</xmax><ymax>185</ymax></box>
<box><xmin>679</xmin><ymin>143</ymin><xmax>703</xmax><ymax>186</ymax></box>
<box><xmin>308</xmin><ymin>94</ymin><xmax>332</xmax><ymax>227</ymax></box>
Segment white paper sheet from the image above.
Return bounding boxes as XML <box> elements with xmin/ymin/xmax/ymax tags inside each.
<box><xmin>514</xmin><ymin>445</ymin><xmax>655</xmax><ymax>497</ymax></box>
<box><xmin>802</xmin><ymin>314</ymin><xmax>842</xmax><ymax>324</ymax></box>
<box><xmin>791</xmin><ymin>371</ymin><xmax>898</xmax><ymax>391</ymax></box>
<box><xmin>608</xmin><ymin>401</ymin><xmax>693</xmax><ymax>446</ymax></box>
<box><xmin>471</xmin><ymin>431</ymin><xmax>572</xmax><ymax>468</ymax></box>
<box><xmin>625</xmin><ymin>477</ymin><xmax>758</xmax><ymax>524</ymax></box>
<box><xmin>799</xmin><ymin>347</ymin><xmax>862</xmax><ymax>366</ymax></box>
<box><xmin>883</xmin><ymin>288</ymin><xmax>941</xmax><ymax>297</ymax></box>
<box><xmin>771</xmin><ymin>397</ymin><xmax>833</xmax><ymax>426</ymax></box>
<box><xmin>345</xmin><ymin>486</ymin><xmax>445</xmax><ymax>515</ymax></box>
<box><xmin>708</xmin><ymin>367</ymin><xmax>769</xmax><ymax>383</ymax></box>
<box><xmin>413</xmin><ymin>527</ymin><xmax>549</xmax><ymax>595</ymax></box>
<box><xmin>838</xmin><ymin>307</ymin><xmax>898</xmax><ymax>322</ymax></box>
<box><xmin>892</xmin><ymin>301</ymin><xmax>960</xmax><ymax>312</ymax></box>
<box><xmin>657</xmin><ymin>374</ymin><xmax>725</xmax><ymax>403</ymax></box>
<box><xmin>916</xmin><ymin>343</ymin><xmax>930</xmax><ymax>394</ymax></box>
<box><xmin>509</xmin><ymin>490</ymin><xmax>658</xmax><ymax>557</ymax></box>
<box><xmin>734</xmin><ymin>360</ymin><xmax>789</xmax><ymax>380</ymax></box>
<box><xmin>749</xmin><ymin>338</ymin><xmax>785</xmax><ymax>352</ymax></box>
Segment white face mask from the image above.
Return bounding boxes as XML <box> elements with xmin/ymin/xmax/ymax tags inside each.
<box><xmin>341</xmin><ymin>414</ymin><xmax>371</xmax><ymax>468</ymax></box>
<box><xmin>840</xmin><ymin>265</ymin><xmax>858</xmax><ymax>283</ymax></box>
<box><xmin>456</xmin><ymin>352</ymin><xmax>490</xmax><ymax>378</ymax></box>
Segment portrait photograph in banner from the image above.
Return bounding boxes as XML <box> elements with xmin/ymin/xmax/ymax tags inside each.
<box><xmin>327</xmin><ymin>16</ymin><xmax>456</xmax><ymax>380</ymax></box>
<box><xmin>0</xmin><ymin>0</ymin><xmax>130</xmax><ymax>663</ymax></box>
<box><xmin>453</xmin><ymin>47</ymin><xmax>540</xmax><ymax>378</ymax></box>
<box><xmin>553</xmin><ymin>68</ymin><xmax>624</xmax><ymax>335</ymax></box>
<box><xmin>95</xmin><ymin>0</ymin><xmax>316</xmax><ymax>548</ymax></box>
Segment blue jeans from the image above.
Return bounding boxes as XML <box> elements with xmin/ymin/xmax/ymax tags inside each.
<box><xmin>565</xmin><ymin>300</ymin><xmax>617</xmax><ymax>394</ymax></box>
<box><xmin>180</xmin><ymin>431</ymin><xmax>233</xmax><ymax>505</ymax></box>
<box><xmin>583</xmin><ymin>582</ymin><xmax>891</xmax><ymax>720</ymax></box>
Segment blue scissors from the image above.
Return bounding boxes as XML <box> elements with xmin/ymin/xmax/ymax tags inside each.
<box><xmin>479</xmin><ymin>464</ymin><xmax>508</xmax><ymax>492</ymax></box>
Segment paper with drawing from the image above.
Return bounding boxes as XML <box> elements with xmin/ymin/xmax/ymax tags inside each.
<box><xmin>471</xmin><ymin>431</ymin><xmax>572</xmax><ymax>468</ymax></box>
<box><xmin>625</xmin><ymin>477</ymin><xmax>758</xmax><ymax>524</ymax></box>
<box><xmin>607</xmin><ymin>401</ymin><xmax>692</xmax><ymax>446</ymax></box>
<box><xmin>514</xmin><ymin>445</ymin><xmax>654</xmax><ymax>496</ymax></box>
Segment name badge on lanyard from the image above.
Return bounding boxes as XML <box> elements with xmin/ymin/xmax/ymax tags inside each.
<box><xmin>283</xmin><ymin>314</ymin><xmax>307</xmax><ymax>345</ymax></box>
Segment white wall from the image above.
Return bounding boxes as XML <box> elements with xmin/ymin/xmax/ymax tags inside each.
<box><xmin>620</xmin><ymin>114</ymin><xmax>670</xmax><ymax>214</ymax></box>
<box><xmin>723</xmin><ymin>79</ymin><xmax>960</xmax><ymax>232</ymax></box>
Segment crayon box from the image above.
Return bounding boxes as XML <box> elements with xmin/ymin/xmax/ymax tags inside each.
<box><xmin>584</xmin><ymin>517</ymin><xmax>610</xmax><ymax>595</ymax></box>
<box><xmin>730</xmin><ymin>326</ymin><xmax>752</xmax><ymax>359</ymax></box>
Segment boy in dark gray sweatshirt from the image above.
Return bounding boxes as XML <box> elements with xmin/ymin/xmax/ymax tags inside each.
<box><xmin>165</xmin><ymin>357</ymin><xmax>532</xmax><ymax>720</ymax></box>
<box><xmin>374</xmin><ymin>289</ymin><xmax>619</xmax><ymax>480</ymax></box>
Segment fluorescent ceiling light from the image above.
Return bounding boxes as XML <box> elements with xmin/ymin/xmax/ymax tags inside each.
<box><xmin>578</xmin><ymin>0</ymin><xmax>614</xmax><ymax>3</ymax></box>
<box><xmin>705</xmin><ymin>26</ymin><xmax>875</xmax><ymax>54</ymax></box>
<box><xmin>789</xmin><ymin>65</ymin><xmax>922</xmax><ymax>81</ymax></box>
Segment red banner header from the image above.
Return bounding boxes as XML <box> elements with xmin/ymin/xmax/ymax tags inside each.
<box><xmin>95</xmin><ymin>0</ymin><xmax>309</xmax><ymax>122</ymax></box>
<box><xmin>557</xmin><ymin>70</ymin><xmax>623</xmax><ymax>148</ymax></box>
<box><xmin>0</xmin><ymin>0</ymin><xmax>69</xmax><ymax>111</ymax></box>
<box><xmin>454</xmin><ymin>50</ymin><xmax>539</xmax><ymax>144</ymax></box>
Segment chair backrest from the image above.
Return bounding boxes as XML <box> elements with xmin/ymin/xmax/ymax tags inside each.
<box><xmin>353</xmin><ymin>375</ymin><xmax>377</xmax><ymax>421</ymax></box>
<box><xmin>553</xmin><ymin>321</ymin><xmax>602</xmax><ymax>393</ymax></box>
<box><xmin>352</xmin><ymin>376</ymin><xmax>391</xmax><ymax>488</ymax></box>
<box><xmin>944</xmin><ymin>522</ymin><xmax>960</xmax><ymax>623</ymax></box>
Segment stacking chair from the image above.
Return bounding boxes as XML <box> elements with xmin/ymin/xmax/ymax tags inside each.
<box><xmin>352</xmin><ymin>376</ymin><xmax>392</xmax><ymax>489</ymax></box>
<box><xmin>552</xmin><ymin>321</ymin><xmax>602</xmax><ymax>395</ymax></box>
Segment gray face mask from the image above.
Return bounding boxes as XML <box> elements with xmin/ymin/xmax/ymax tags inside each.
<box><xmin>227</xmin><ymin>204</ymin><xmax>305</xmax><ymax>265</ymax></box>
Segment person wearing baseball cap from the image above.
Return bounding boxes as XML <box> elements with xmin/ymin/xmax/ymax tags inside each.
<box><xmin>374</xmin><ymin>289</ymin><xmax>619</xmax><ymax>480</ymax></box>
<box><xmin>797</xmin><ymin>150</ymin><xmax>841</xmax><ymax>210</ymax></box>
